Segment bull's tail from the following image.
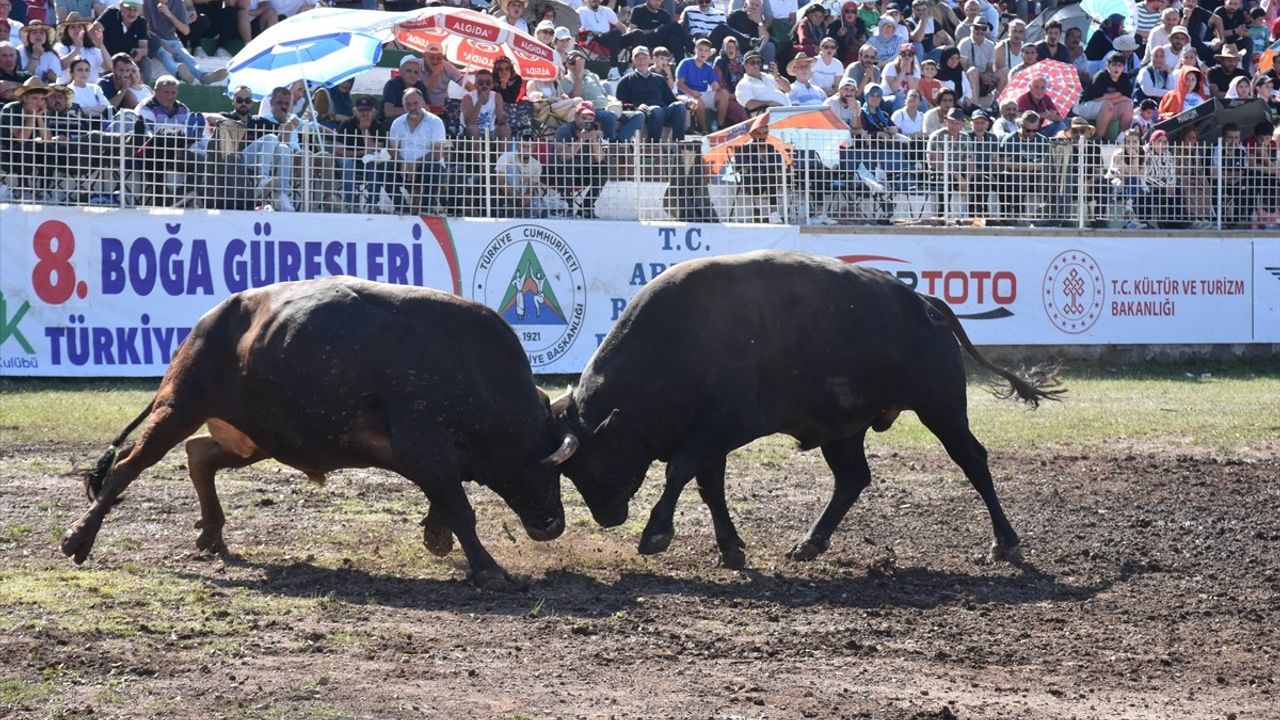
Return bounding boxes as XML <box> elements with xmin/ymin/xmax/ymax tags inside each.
<box><xmin>922</xmin><ymin>295</ymin><xmax>1066</xmax><ymax>408</ymax></box>
<box><xmin>80</xmin><ymin>399</ymin><xmax>154</xmax><ymax>503</ymax></box>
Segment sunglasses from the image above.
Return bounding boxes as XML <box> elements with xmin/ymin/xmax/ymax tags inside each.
<box><xmin>475</xmin><ymin>79</ymin><xmax>493</xmax><ymax>87</ymax></box>
<box><xmin>233</xmin><ymin>97</ymin><xmax>252</xmax><ymax>103</ymax></box>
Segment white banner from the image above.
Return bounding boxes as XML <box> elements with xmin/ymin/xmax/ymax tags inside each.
<box><xmin>0</xmin><ymin>206</ymin><xmax>1272</xmax><ymax>378</ymax></box>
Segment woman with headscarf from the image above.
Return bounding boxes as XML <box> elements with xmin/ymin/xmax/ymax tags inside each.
<box><xmin>1135</xmin><ymin>46</ymin><xmax>1174</xmax><ymax>102</ymax></box>
<box><xmin>859</xmin><ymin>84</ymin><xmax>897</xmax><ymax>137</ymax></box>
<box><xmin>792</xmin><ymin>2</ymin><xmax>828</xmax><ymax>58</ymax></box>
<box><xmin>1086</xmin><ymin>13</ymin><xmax>1126</xmax><ymax>64</ymax></box>
<box><xmin>1158</xmin><ymin>65</ymin><xmax>1208</xmax><ymax>119</ymax></box>
<box><xmin>826</xmin><ymin>0</ymin><xmax>867</xmax><ymax>65</ymax></box>
<box><xmin>935</xmin><ymin>46</ymin><xmax>973</xmax><ymax>108</ymax></box>
<box><xmin>1143</xmin><ymin>128</ymin><xmax>1181</xmax><ymax>228</ymax></box>
<box><xmin>1223</xmin><ymin>76</ymin><xmax>1251</xmax><ymax>99</ymax></box>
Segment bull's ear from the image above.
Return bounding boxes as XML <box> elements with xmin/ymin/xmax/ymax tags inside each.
<box><xmin>592</xmin><ymin>409</ymin><xmax>619</xmax><ymax>436</ymax></box>
<box><xmin>549</xmin><ymin>388</ymin><xmax>577</xmax><ymax>421</ymax></box>
<box><xmin>536</xmin><ymin>387</ymin><xmax>553</xmax><ymax>415</ymax></box>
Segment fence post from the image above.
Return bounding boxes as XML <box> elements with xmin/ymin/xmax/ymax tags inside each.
<box><xmin>802</xmin><ymin>139</ymin><xmax>811</xmax><ymax>224</ymax></box>
<box><xmin>1215</xmin><ymin>137</ymin><xmax>1223</xmax><ymax>231</ymax></box>
<box><xmin>483</xmin><ymin>130</ymin><xmax>492</xmax><ymax>219</ymax></box>
<box><xmin>118</xmin><ymin>129</ymin><xmax>128</xmax><ymax>209</ymax></box>
<box><xmin>780</xmin><ymin>147</ymin><xmax>790</xmax><ymax>225</ymax></box>
<box><xmin>300</xmin><ymin>124</ymin><xmax>311</xmax><ymax>213</ymax></box>
<box><xmin>942</xmin><ymin>140</ymin><xmax>951</xmax><ymax>222</ymax></box>
<box><xmin>633</xmin><ymin>135</ymin><xmax>642</xmax><ymax>221</ymax></box>
<box><xmin>1077</xmin><ymin>136</ymin><xmax>1086</xmax><ymax>229</ymax></box>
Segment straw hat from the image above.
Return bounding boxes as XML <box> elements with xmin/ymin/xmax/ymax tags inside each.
<box><xmin>1068</xmin><ymin>116</ymin><xmax>1096</xmax><ymax>137</ymax></box>
<box><xmin>56</xmin><ymin>12</ymin><xmax>91</xmax><ymax>31</ymax></box>
<box><xmin>786</xmin><ymin>52</ymin><xmax>815</xmax><ymax>76</ymax></box>
<box><xmin>19</xmin><ymin>20</ymin><xmax>55</xmax><ymax>45</ymax></box>
<box><xmin>12</xmin><ymin>76</ymin><xmax>55</xmax><ymax>99</ymax></box>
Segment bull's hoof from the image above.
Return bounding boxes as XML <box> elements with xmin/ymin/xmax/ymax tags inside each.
<box><xmin>195</xmin><ymin>529</ymin><xmax>226</xmax><ymax>553</ymax></box>
<box><xmin>786</xmin><ymin>538</ymin><xmax>827</xmax><ymax>562</ymax></box>
<box><xmin>470</xmin><ymin>567</ymin><xmax>528</xmax><ymax>593</ymax></box>
<box><xmin>989</xmin><ymin>541</ymin><xmax>1023</xmax><ymax>564</ymax></box>
<box><xmin>719</xmin><ymin>546</ymin><xmax>748</xmax><ymax>570</ymax></box>
<box><xmin>637</xmin><ymin>531</ymin><xmax>673</xmax><ymax>555</ymax></box>
<box><xmin>60</xmin><ymin>525</ymin><xmax>95</xmax><ymax>565</ymax></box>
<box><xmin>421</xmin><ymin>517</ymin><xmax>454</xmax><ymax>557</ymax></box>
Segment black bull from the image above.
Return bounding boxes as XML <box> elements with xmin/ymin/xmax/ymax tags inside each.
<box><xmin>61</xmin><ymin>277</ymin><xmax>578</xmax><ymax>591</ymax></box>
<box><xmin>553</xmin><ymin>250</ymin><xmax>1063</xmax><ymax>568</ymax></box>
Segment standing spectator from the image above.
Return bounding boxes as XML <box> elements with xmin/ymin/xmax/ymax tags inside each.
<box><xmin>1107</xmin><ymin>126</ymin><xmax>1146</xmax><ymax>227</ymax></box>
<box><xmin>996</xmin><ymin>109</ymin><xmax>1049</xmax><ymax>224</ymax></box>
<box><xmin>676</xmin><ymin>37</ymin><xmax>726</xmax><ymax>131</ymax></box>
<box><xmin>992</xmin><ymin>97</ymin><xmax>1019</xmax><ymax>137</ymax></box>
<box><xmin>731</xmin><ymin>112</ymin><xmax>786</xmax><ymax>222</ymax></box>
<box><xmin>381</xmin><ymin>54</ymin><xmax>428</xmax><ymax>120</ymax></box>
<box><xmin>1034</xmin><ymin>19</ymin><xmax>1070</xmax><ymax>63</ymax></box>
<box><xmin>1143</xmin><ymin>128</ymin><xmax>1180</xmax><ymax>227</ymax></box>
<box><xmin>550</xmin><ymin>101</ymin><xmax>609</xmax><ymax>215</ymax></box>
<box><xmin>891</xmin><ymin>88</ymin><xmax>926</xmax><ymax>137</ymax></box>
<box><xmin>615</xmin><ymin>45</ymin><xmax>688</xmax><ymax>140</ymax></box>
<box><xmin>785</xmin><ymin>51</ymin><xmax>825</xmax><ymax>105</ymax></box>
<box><xmin>578</xmin><ymin>0</ymin><xmax>627</xmax><ymax>71</ymax></box>
<box><xmin>734</xmin><ymin>48</ymin><xmax>789</xmax><ymax>112</ymax></box>
<box><xmin>1207</xmin><ymin>43</ymin><xmax>1249</xmax><ymax>100</ymax></box>
<box><xmin>144</xmin><ymin>0</ymin><xmax>227</xmax><ymax>85</ymax></box>
<box><xmin>54</xmin><ymin>13</ymin><xmax>109</xmax><ymax>81</ymax></box>
<box><xmin>333</xmin><ymin>95</ymin><xmax>393</xmax><ymax>213</ymax></box>
<box><xmin>388</xmin><ymin>87</ymin><xmax>448</xmax><ymax>214</ymax></box>
<box><xmin>928</xmin><ymin>106</ymin><xmax>968</xmax><ymax>212</ymax></box>
<box><xmin>461</xmin><ymin>67</ymin><xmax>509</xmax><ymax>139</ymax></box>
<box><xmin>1076</xmin><ymin>53</ymin><xmax>1134</xmax><ymax>138</ymax></box>
<box><xmin>811</xmin><ymin>37</ymin><xmax>842</xmax><ymax>95</ymax></box>
<box><xmin>1015</xmin><ymin>76</ymin><xmax>1065</xmax><ymax>136</ymax></box>
<box><xmin>19</xmin><ymin>20</ymin><xmax>59</xmax><ymax>82</ymax></box>
<box><xmin>826</xmin><ymin>0</ymin><xmax>865</xmax><ymax>65</ymax></box>
<box><xmin>1157</xmin><ymin>65</ymin><xmax>1208</xmax><ymax>118</ymax></box>
<box><xmin>824</xmin><ymin>75</ymin><xmax>860</xmax><ymax>134</ymax></box>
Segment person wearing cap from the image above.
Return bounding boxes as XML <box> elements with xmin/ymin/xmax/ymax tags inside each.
<box><xmin>461</xmin><ymin>67</ymin><xmax>510</xmax><ymax>140</ymax></box>
<box><xmin>951</xmin><ymin>0</ymin><xmax>982</xmax><ymax>44</ymax></box>
<box><xmin>1151</xmin><ymin>25</ymin><xmax>1190</xmax><ymax>73</ymax></box>
<box><xmin>333</xmin><ymin>94</ymin><xmax>394</xmax><ymax>213</ymax></box>
<box><xmin>576</xmin><ymin>0</ymin><xmax>627</xmax><ymax>70</ymax></box>
<box><xmin>676</xmin><ymin>37</ymin><xmax>724</xmax><ymax>132</ymax></box>
<box><xmin>0</xmin><ymin>40</ymin><xmax>30</xmax><ymax>101</ymax></box>
<box><xmin>142</xmin><ymin>0</ymin><xmax>228</xmax><ymax>86</ymax></box>
<box><xmin>616</xmin><ymin>44</ymin><xmax>687</xmax><ymax>141</ymax></box>
<box><xmin>1</xmin><ymin>76</ymin><xmax>52</xmax><ymax>192</ymax></box>
<box><xmin>957</xmin><ymin>19</ymin><xmax>995</xmax><ymax>100</ymax></box>
<box><xmin>785</xmin><ymin>51</ymin><xmax>825</xmax><ymax>106</ymax></box>
<box><xmin>19</xmin><ymin>20</ymin><xmax>59</xmax><ymax>82</ymax></box>
<box><xmin>1056</xmin><ymin>115</ymin><xmax>1106</xmax><ymax>226</ymax></box>
<box><xmin>499</xmin><ymin>0</ymin><xmax>528</xmax><ymax>34</ymax></box>
<box><xmin>389</xmin><ymin>87</ymin><xmax>449</xmax><ymax>214</ymax></box>
<box><xmin>421</xmin><ymin>41</ymin><xmax>463</xmax><ymax>107</ymax></box>
<box><xmin>381</xmin><ymin>54</ymin><xmax>429</xmax><ymax>121</ymax></box>
<box><xmin>995</xmin><ymin>109</ymin><xmax>1049</xmax><ymax>225</ymax></box>
<box><xmin>734</xmin><ymin>49</ymin><xmax>789</xmax><ymax>112</ymax></box>
<box><xmin>549</xmin><ymin>99</ymin><xmax>609</xmax><ymax>214</ymax></box>
<box><xmin>927</xmin><ymin>106</ymin><xmax>970</xmax><ymax>217</ymax></box>
<box><xmin>559</xmin><ymin>47</ymin><xmax>643</xmax><ymax>141</ymax></box>
<box><xmin>731</xmin><ymin>112</ymin><xmax>787</xmax><ymax>223</ymax></box>
<box><xmin>964</xmin><ymin>107</ymin><xmax>997</xmax><ymax>219</ymax></box>
<box><xmin>1144</xmin><ymin>7</ymin><xmax>1182</xmax><ymax>61</ymax></box>
<box><xmin>534</xmin><ymin>18</ymin><xmax>557</xmax><ymax>50</ymax></box>
<box><xmin>44</xmin><ymin>79</ymin><xmax>92</xmax><ymax>150</ymax></box>
<box><xmin>627</xmin><ymin>0</ymin><xmax>693</xmax><ymax>65</ymax></box>
<box><xmin>1207</xmin><ymin>43</ymin><xmax>1248</xmax><ymax>100</ymax></box>
<box><xmin>1135</xmin><ymin>45</ymin><xmax>1174</xmax><ymax>102</ymax></box>
<box><xmin>823</xmin><ymin>75</ymin><xmax>861</xmax><ymax>134</ymax></box>
<box><xmin>54</xmin><ymin>13</ymin><xmax>109</xmax><ymax>82</ymax></box>
<box><xmin>1076</xmin><ymin>52</ymin><xmax>1133</xmax><ymax>138</ymax></box>
<box><xmin>552</xmin><ymin>25</ymin><xmax>573</xmax><ymax>59</ymax></box>
<box><xmin>1014</xmin><ymin>74</ymin><xmax>1065</xmax><ymax>137</ymax></box>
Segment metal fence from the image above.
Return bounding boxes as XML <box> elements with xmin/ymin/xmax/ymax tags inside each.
<box><xmin>2</xmin><ymin>116</ymin><xmax>1276</xmax><ymax>230</ymax></box>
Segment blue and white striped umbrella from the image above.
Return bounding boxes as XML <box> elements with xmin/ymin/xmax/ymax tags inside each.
<box><xmin>227</xmin><ymin>30</ymin><xmax>384</xmax><ymax>99</ymax></box>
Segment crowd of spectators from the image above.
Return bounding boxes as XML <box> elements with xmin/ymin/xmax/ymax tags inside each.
<box><xmin>0</xmin><ymin>0</ymin><xmax>1276</xmax><ymax>226</ymax></box>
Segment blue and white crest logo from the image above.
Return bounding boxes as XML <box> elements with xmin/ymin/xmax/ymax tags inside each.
<box><xmin>472</xmin><ymin>225</ymin><xmax>586</xmax><ymax>368</ymax></box>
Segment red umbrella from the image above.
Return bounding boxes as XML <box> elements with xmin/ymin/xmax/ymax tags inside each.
<box><xmin>395</xmin><ymin>7</ymin><xmax>558</xmax><ymax>81</ymax></box>
<box><xmin>997</xmin><ymin>59</ymin><xmax>1084</xmax><ymax>114</ymax></box>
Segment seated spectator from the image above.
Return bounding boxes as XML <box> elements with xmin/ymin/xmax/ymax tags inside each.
<box><xmin>1016</xmin><ymin>76</ymin><xmax>1065</xmax><ymax>137</ymax></box>
<box><xmin>1213</xmin><ymin>122</ymin><xmax>1276</xmax><ymax>228</ymax></box>
<box><xmin>0</xmin><ymin>40</ymin><xmax>32</xmax><ymax>102</ymax></box>
<box><xmin>389</xmin><ymin>87</ymin><xmax>448</xmax><ymax>214</ymax></box>
<box><xmin>1110</xmin><ymin>34</ymin><xmax>1141</xmax><ymax>75</ymax></box>
<box><xmin>957</xmin><ymin>19</ymin><xmax>996</xmax><ymax>101</ymax></box>
<box><xmin>334</xmin><ymin>95</ymin><xmax>394</xmax><ymax>213</ymax></box>
<box><xmin>550</xmin><ymin>101</ymin><xmax>609</xmax><ymax>214</ymax></box>
<box><xmin>992</xmin><ymin>97</ymin><xmax>1018</xmax><ymax>138</ymax></box>
<box><xmin>19</xmin><ymin>20</ymin><xmax>59</xmax><ymax>82</ymax></box>
<box><xmin>185</xmin><ymin>0</ymin><xmax>237</xmax><ymax>60</ymax></box>
<box><xmin>55</xmin><ymin>13</ymin><xmax>109</xmax><ymax>82</ymax></box>
<box><xmin>952</xmin><ymin>0</ymin><xmax>982</xmax><ymax>43</ymax></box>
<box><xmin>382</xmin><ymin>55</ymin><xmax>429</xmax><ymax>120</ymax></box>
<box><xmin>1076</xmin><ymin>53</ymin><xmax>1134</xmax><ymax>138</ymax></box>
<box><xmin>144</xmin><ymin>0</ymin><xmax>227</xmax><ymax>85</ymax></box>
<box><xmin>1151</xmin><ymin>25</ymin><xmax>1190</xmax><ymax>73</ymax></box>
<box><xmin>858</xmin><ymin>83</ymin><xmax>896</xmax><ymax>137</ymax></box>
<box><xmin>1</xmin><ymin>77</ymin><xmax>52</xmax><ymax>197</ymax></box>
<box><xmin>269</xmin><ymin>0</ymin><xmax>314</xmax><ymax>22</ymax></box>
<box><xmin>100</xmin><ymin>52</ymin><xmax>142</xmax><ymax>115</ymax></box>
<box><xmin>1214</xmin><ymin>0</ymin><xmax>1253</xmax><ymax>59</ymax></box>
<box><xmin>136</xmin><ymin>74</ymin><xmax>203</xmax><ymax>205</ymax></box>
<box><xmin>890</xmin><ymin>88</ymin><xmax>925</xmax><ymax>137</ymax></box>
<box><xmin>651</xmin><ymin>45</ymin><xmax>676</xmax><ymax>92</ymax></box>
<box><xmin>811</xmin><ymin>37</ymin><xmax>843</xmax><ymax>95</ymax></box>
<box><xmin>553</xmin><ymin>25</ymin><xmax>573</xmax><ymax>62</ymax></box>
<box><xmin>730</xmin><ymin>113</ymin><xmax>786</xmax><ymax>222</ymax></box>
<box><xmin>1132</xmin><ymin>0</ymin><xmax>1164</xmax><ymax>47</ymax></box>
<box><xmin>995</xmin><ymin>110</ymin><xmax>1050</xmax><ymax>225</ymax></box>
<box><xmin>916</xmin><ymin>57</ymin><xmax>940</xmax><ymax>106</ymax></box>
<box><xmin>827</xmin><ymin>0</ymin><xmax>866</xmax><ymax>66</ymax></box>
<box><xmin>560</xmin><ymin>48</ymin><xmax>644</xmax><ymax>141</ymax></box>
<box><xmin>0</xmin><ymin>0</ymin><xmax>22</xmax><ymax>46</ymax></box>
<box><xmin>865</xmin><ymin>16</ymin><xmax>901</xmax><ymax>65</ymax></box>
<box><xmin>824</xmin><ymin>75</ymin><xmax>861</xmax><ymax>134</ymax></box>
<box><xmin>1254</xmin><ymin>75</ymin><xmax>1278</xmax><ymax>117</ymax></box>
<box><xmin>627</xmin><ymin>0</ymin><xmax>694</xmax><ymax>65</ymax></box>
<box><xmin>1144</xmin><ymin>7</ymin><xmax>1182</xmax><ymax>63</ymax></box>
<box><xmin>495</xmin><ymin>129</ymin><xmax>554</xmax><ymax>217</ymax></box>
<box><xmin>993</xmin><ymin>18</ymin><xmax>1026</xmax><ymax>91</ymax></box>
<box><xmin>312</xmin><ymin>77</ymin><xmax>353</xmax><ymax>128</ymax></box>
<box><xmin>1008</xmin><ymin>43</ymin><xmax>1040</xmax><ymax>84</ymax></box>
<box><xmin>676</xmin><ymin>38</ymin><xmax>725</xmax><ymax>132</ymax></box>
<box><xmin>1207</xmin><ymin>44</ymin><xmax>1249</xmax><ymax>100</ymax></box>
<box><xmin>1158</xmin><ymin>65</ymin><xmax>1208</xmax><ymax>119</ymax></box>
<box><xmin>881</xmin><ymin>42</ymin><xmax>919</xmax><ymax>111</ymax></box>
<box><xmin>422</xmin><ymin>42</ymin><xmax>464</xmax><ymax>109</ymax></box>
<box><xmin>65</xmin><ymin>56</ymin><xmax>105</xmax><ymax>116</ymax></box>
<box><xmin>214</xmin><ymin>85</ymin><xmax>293</xmax><ymax>210</ymax></box>
<box><xmin>791</xmin><ymin>1</ymin><xmax>826</xmax><ymax>57</ymax></box>
<box><xmin>1034</xmin><ymin>19</ymin><xmax>1070</xmax><ymax>64</ymax></box>
<box><xmin>921</xmin><ymin>86</ymin><xmax>955</xmax><ymax>135</ymax></box>
<box><xmin>1064</xmin><ymin>26</ymin><xmax>1090</xmax><ymax>84</ymax></box>
<box><xmin>1085</xmin><ymin>13</ymin><xmax>1126</xmax><ymax>67</ymax></box>
<box><xmin>1135</xmin><ymin>46</ymin><xmax>1174</xmax><ymax>103</ymax></box>
<box><xmin>1223</xmin><ymin>76</ymin><xmax>1251</xmax><ymax>100</ymax></box>
<box><xmin>734</xmin><ymin>49</ymin><xmax>789</xmax><ymax>113</ymax></box>
<box><xmin>680</xmin><ymin>0</ymin><xmax>728</xmax><ymax>43</ymax></box>
<box><xmin>492</xmin><ymin>56</ymin><xmax>523</xmax><ymax>105</ymax></box>
<box><xmin>1133</xmin><ymin>98</ymin><xmax>1159</xmax><ymax>132</ymax></box>
<box><xmin>785</xmin><ymin>52</ymin><xmax>826</xmax><ymax>106</ymax></box>
<box><xmin>236</xmin><ymin>0</ymin><xmax>277</xmax><ymax>47</ymax></box>
<box><xmin>725</xmin><ymin>0</ymin><xmax>775</xmax><ymax>68</ymax></box>
<box><xmin>498</xmin><ymin>0</ymin><xmax>528</xmax><ymax>34</ymax></box>
<box><xmin>461</xmin><ymin>68</ymin><xmax>509</xmax><ymax>139</ymax></box>
<box><xmin>615</xmin><ymin>45</ymin><xmax>687</xmax><ymax>141</ymax></box>
<box><xmin>100</xmin><ymin>0</ymin><xmax>149</xmax><ymax>67</ymax></box>
<box><xmin>934</xmin><ymin>46</ymin><xmax>974</xmax><ymax>109</ymax></box>
<box><xmin>842</xmin><ymin>43</ymin><xmax>881</xmax><ymax>99</ymax></box>
<box><xmin>577</xmin><ymin>0</ymin><xmax>627</xmax><ymax>71</ymax></box>
<box><xmin>905</xmin><ymin>0</ymin><xmax>952</xmax><ymax>60</ymax></box>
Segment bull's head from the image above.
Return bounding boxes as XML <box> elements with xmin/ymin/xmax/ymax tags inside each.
<box><xmin>551</xmin><ymin>390</ymin><xmax>643</xmax><ymax>528</ymax></box>
<box><xmin>487</xmin><ymin>389</ymin><xmax>578</xmax><ymax>543</ymax></box>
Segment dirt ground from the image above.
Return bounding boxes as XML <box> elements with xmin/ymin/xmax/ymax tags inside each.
<box><xmin>1</xmin><ymin>437</ymin><xmax>1277</xmax><ymax>720</ymax></box>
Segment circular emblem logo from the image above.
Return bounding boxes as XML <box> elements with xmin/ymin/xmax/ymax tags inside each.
<box><xmin>1042</xmin><ymin>250</ymin><xmax>1104</xmax><ymax>334</ymax></box>
<box><xmin>471</xmin><ymin>225</ymin><xmax>586</xmax><ymax>368</ymax></box>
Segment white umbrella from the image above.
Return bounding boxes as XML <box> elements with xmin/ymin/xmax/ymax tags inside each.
<box><xmin>227</xmin><ymin>8</ymin><xmax>394</xmax><ymax>98</ymax></box>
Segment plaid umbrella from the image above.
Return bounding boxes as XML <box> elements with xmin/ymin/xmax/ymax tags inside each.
<box><xmin>997</xmin><ymin>59</ymin><xmax>1084</xmax><ymax>115</ymax></box>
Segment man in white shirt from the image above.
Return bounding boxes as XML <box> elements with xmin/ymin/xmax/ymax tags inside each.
<box><xmin>734</xmin><ymin>50</ymin><xmax>789</xmax><ymax>112</ymax></box>
<box><xmin>388</xmin><ymin>88</ymin><xmax>448</xmax><ymax>213</ymax></box>
<box><xmin>1152</xmin><ymin>25</ymin><xmax>1190</xmax><ymax>72</ymax></box>
<box><xmin>499</xmin><ymin>0</ymin><xmax>528</xmax><ymax>33</ymax></box>
<box><xmin>577</xmin><ymin>0</ymin><xmax>626</xmax><ymax>68</ymax></box>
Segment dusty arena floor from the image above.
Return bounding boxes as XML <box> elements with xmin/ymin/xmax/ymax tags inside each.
<box><xmin>2</xmin><ymin>428</ymin><xmax>1277</xmax><ymax>720</ymax></box>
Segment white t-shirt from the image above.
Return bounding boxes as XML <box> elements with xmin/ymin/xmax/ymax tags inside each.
<box><xmin>891</xmin><ymin>107</ymin><xmax>925</xmax><ymax>136</ymax></box>
<box><xmin>767</xmin><ymin>0</ymin><xmax>798</xmax><ymax>21</ymax></box>
<box><xmin>811</xmin><ymin>55</ymin><xmax>844</xmax><ymax>93</ymax></box>
<box><xmin>389</xmin><ymin>111</ymin><xmax>446</xmax><ymax>163</ymax></box>
<box><xmin>735</xmin><ymin>73</ymin><xmax>790</xmax><ymax>107</ymax></box>
<box><xmin>70</xmin><ymin>82</ymin><xmax>110</xmax><ymax>115</ymax></box>
<box><xmin>577</xmin><ymin>5</ymin><xmax>619</xmax><ymax>34</ymax></box>
<box><xmin>19</xmin><ymin>48</ymin><xmax>62</xmax><ymax>81</ymax></box>
<box><xmin>501</xmin><ymin>16</ymin><xmax>530</xmax><ymax>33</ymax></box>
<box><xmin>56</xmin><ymin>44</ymin><xmax>106</xmax><ymax>84</ymax></box>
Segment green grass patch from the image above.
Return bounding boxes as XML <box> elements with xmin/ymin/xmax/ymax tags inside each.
<box><xmin>0</xmin><ymin>523</ymin><xmax>35</xmax><ymax>544</ymax></box>
<box><xmin>0</xmin><ymin>379</ymin><xmax>156</xmax><ymax>445</ymax></box>
<box><xmin>0</xmin><ymin>678</ymin><xmax>57</xmax><ymax>706</ymax></box>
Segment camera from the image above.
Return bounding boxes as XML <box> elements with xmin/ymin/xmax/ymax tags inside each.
<box><xmin>582</xmin><ymin>121</ymin><xmax>599</xmax><ymax>132</ymax></box>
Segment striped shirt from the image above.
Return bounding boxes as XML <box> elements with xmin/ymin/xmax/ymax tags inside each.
<box><xmin>681</xmin><ymin>6</ymin><xmax>727</xmax><ymax>37</ymax></box>
<box><xmin>1134</xmin><ymin>6</ymin><xmax>1162</xmax><ymax>36</ymax></box>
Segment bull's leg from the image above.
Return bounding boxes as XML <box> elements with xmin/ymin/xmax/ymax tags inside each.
<box><xmin>637</xmin><ymin>458</ymin><xmax>697</xmax><ymax>556</ymax></box>
<box><xmin>694</xmin><ymin>456</ymin><xmax>748</xmax><ymax>569</ymax></box>
<box><xmin>419</xmin><ymin>503</ymin><xmax>454</xmax><ymax>557</ymax></box>
<box><xmin>788</xmin><ymin>432</ymin><xmax>872</xmax><ymax>561</ymax></box>
<box><xmin>184</xmin><ymin>435</ymin><xmax>268</xmax><ymax>553</ymax></box>
<box><xmin>917</xmin><ymin>410</ymin><xmax>1021</xmax><ymax>563</ymax></box>
<box><xmin>62</xmin><ymin>406</ymin><xmax>205</xmax><ymax>564</ymax></box>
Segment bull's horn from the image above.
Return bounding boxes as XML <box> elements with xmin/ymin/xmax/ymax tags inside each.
<box><xmin>540</xmin><ymin>433</ymin><xmax>579</xmax><ymax>467</ymax></box>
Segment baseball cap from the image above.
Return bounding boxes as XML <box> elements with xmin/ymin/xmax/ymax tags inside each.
<box><xmin>120</xmin><ymin>0</ymin><xmax>142</xmax><ymax>7</ymax></box>
<box><xmin>945</xmin><ymin>108</ymin><xmax>965</xmax><ymax>121</ymax></box>
<box><xmin>576</xmin><ymin>100</ymin><xmax>596</xmax><ymax>117</ymax></box>
<box><xmin>536</xmin><ymin>19</ymin><xmax>555</xmax><ymax>32</ymax></box>
<box><xmin>354</xmin><ymin>96</ymin><xmax>375</xmax><ymax>110</ymax></box>
<box><xmin>399</xmin><ymin>54</ymin><xmax>423</xmax><ymax>68</ymax></box>
<box><xmin>971</xmin><ymin>108</ymin><xmax>990</xmax><ymax>121</ymax></box>
<box><xmin>631</xmin><ymin>45</ymin><xmax>651</xmax><ymax>58</ymax></box>
<box><xmin>554</xmin><ymin>26</ymin><xmax>572</xmax><ymax>41</ymax></box>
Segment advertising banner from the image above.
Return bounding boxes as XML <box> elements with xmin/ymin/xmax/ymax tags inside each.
<box><xmin>0</xmin><ymin>206</ymin><xmax>1271</xmax><ymax>378</ymax></box>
